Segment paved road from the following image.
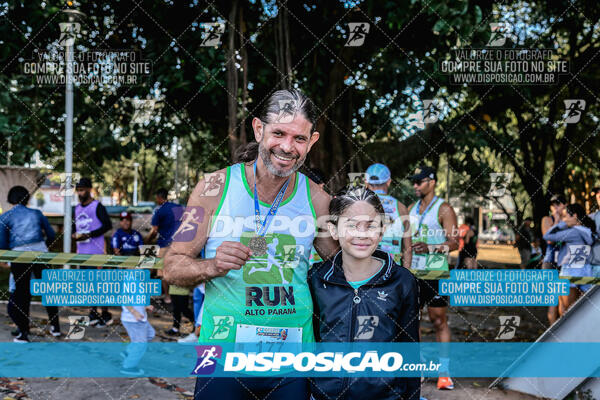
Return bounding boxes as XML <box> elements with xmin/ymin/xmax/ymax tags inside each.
<box><xmin>450</xmin><ymin>243</ymin><xmax>522</xmax><ymax>268</ymax></box>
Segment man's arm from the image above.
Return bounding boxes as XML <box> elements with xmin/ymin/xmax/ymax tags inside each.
<box><xmin>397</xmin><ymin>201</ymin><xmax>412</xmax><ymax>268</ymax></box>
<box><xmin>438</xmin><ymin>202</ymin><xmax>459</xmax><ymax>252</ymax></box>
<box><xmin>111</xmin><ymin>232</ymin><xmax>121</xmax><ymax>255</ymax></box>
<box><xmin>309</xmin><ymin>180</ymin><xmax>340</xmax><ymax>261</ymax></box>
<box><xmin>146</xmin><ymin>225</ymin><xmax>159</xmax><ymax>243</ymax></box>
<box><xmin>465</xmin><ymin>228</ymin><xmax>475</xmax><ymax>242</ymax></box>
<box><xmin>125</xmin><ymin>306</ymin><xmax>143</xmax><ymax>321</ymax></box>
<box><xmin>163</xmin><ymin>169</ymin><xmax>252</xmax><ymax>287</ymax></box>
<box><xmin>0</xmin><ymin>216</ymin><xmax>9</xmax><ymax>250</ymax></box>
<box><xmin>541</xmin><ymin>216</ymin><xmax>554</xmax><ymax>237</ymax></box>
<box><xmin>89</xmin><ymin>203</ymin><xmax>112</xmax><ymax>238</ymax></box>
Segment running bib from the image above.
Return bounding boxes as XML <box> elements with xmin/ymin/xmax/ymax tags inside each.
<box><xmin>235</xmin><ymin>324</ymin><xmax>302</xmax><ymax>343</ymax></box>
<box><xmin>412</xmin><ymin>252</ymin><xmax>448</xmax><ymax>270</ymax></box>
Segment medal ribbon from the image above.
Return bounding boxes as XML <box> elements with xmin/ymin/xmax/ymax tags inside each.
<box><xmin>253</xmin><ymin>161</ymin><xmax>291</xmax><ymax>237</ymax></box>
<box><xmin>414</xmin><ymin>196</ymin><xmax>438</xmax><ymax>238</ymax></box>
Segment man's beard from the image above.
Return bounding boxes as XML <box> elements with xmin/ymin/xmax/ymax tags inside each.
<box><xmin>258</xmin><ymin>140</ymin><xmax>306</xmax><ymax>178</ymax></box>
<box><xmin>416</xmin><ymin>189</ymin><xmax>427</xmax><ymax>199</ymax></box>
<box><xmin>78</xmin><ymin>194</ymin><xmax>90</xmax><ymax>203</ymax></box>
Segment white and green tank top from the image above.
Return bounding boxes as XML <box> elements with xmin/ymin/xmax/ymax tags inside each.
<box><xmin>408</xmin><ymin>196</ymin><xmax>449</xmax><ymax>271</ymax></box>
<box><xmin>374</xmin><ymin>191</ymin><xmax>404</xmax><ymax>264</ymax></box>
<box><xmin>200</xmin><ymin>163</ymin><xmax>317</xmax><ymax>343</ymax></box>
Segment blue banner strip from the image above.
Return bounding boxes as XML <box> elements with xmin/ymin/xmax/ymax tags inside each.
<box><xmin>0</xmin><ymin>343</ymin><xmax>598</xmax><ymax>378</ymax></box>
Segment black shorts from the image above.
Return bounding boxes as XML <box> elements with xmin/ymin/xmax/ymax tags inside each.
<box><xmin>418</xmin><ymin>279</ymin><xmax>449</xmax><ymax>308</ymax></box>
<box><xmin>194</xmin><ymin>377</ymin><xmax>307</xmax><ymax>400</ymax></box>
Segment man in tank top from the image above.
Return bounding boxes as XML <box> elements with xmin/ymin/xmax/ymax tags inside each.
<box><xmin>408</xmin><ymin>165</ymin><xmax>459</xmax><ymax>391</ymax></box>
<box><xmin>165</xmin><ymin>89</ymin><xmax>339</xmax><ymax>400</ymax></box>
<box><xmin>73</xmin><ymin>177</ymin><xmax>113</xmax><ymax>327</ymax></box>
<box><xmin>365</xmin><ymin>162</ymin><xmax>412</xmax><ymax>267</ymax></box>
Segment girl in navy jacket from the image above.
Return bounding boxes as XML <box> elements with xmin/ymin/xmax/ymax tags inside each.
<box><xmin>309</xmin><ymin>187</ymin><xmax>420</xmax><ymax>400</ymax></box>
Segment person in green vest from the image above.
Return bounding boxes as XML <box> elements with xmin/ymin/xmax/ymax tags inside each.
<box><xmin>164</xmin><ymin>89</ymin><xmax>339</xmax><ymax>399</ymax></box>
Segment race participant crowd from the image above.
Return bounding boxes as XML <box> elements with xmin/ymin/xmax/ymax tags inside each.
<box><xmin>1</xmin><ymin>89</ymin><xmax>600</xmax><ymax>399</ymax></box>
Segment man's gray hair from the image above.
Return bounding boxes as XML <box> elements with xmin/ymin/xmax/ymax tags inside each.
<box><xmin>258</xmin><ymin>89</ymin><xmax>318</xmax><ymax>132</ymax></box>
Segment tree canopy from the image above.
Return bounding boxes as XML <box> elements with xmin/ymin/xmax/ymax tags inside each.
<box><xmin>1</xmin><ymin>0</ymin><xmax>599</xmax><ymax>227</ymax></box>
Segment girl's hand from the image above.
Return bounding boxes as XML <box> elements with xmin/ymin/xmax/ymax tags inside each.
<box><xmin>145</xmin><ymin>305</ymin><xmax>154</xmax><ymax>313</ymax></box>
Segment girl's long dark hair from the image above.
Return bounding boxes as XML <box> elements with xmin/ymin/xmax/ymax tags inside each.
<box><xmin>329</xmin><ymin>186</ymin><xmax>385</xmax><ymax>225</ymax></box>
<box><xmin>566</xmin><ymin>203</ymin><xmax>596</xmax><ymax>232</ymax></box>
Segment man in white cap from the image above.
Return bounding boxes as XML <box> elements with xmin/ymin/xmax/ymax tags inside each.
<box><xmin>365</xmin><ymin>163</ymin><xmax>412</xmax><ymax>267</ymax></box>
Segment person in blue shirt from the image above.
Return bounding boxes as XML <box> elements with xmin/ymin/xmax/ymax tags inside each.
<box><xmin>543</xmin><ymin>203</ymin><xmax>596</xmax><ymax>317</ymax></box>
<box><xmin>111</xmin><ymin>212</ymin><xmax>143</xmax><ymax>256</ymax></box>
<box><xmin>147</xmin><ymin>189</ymin><xmax>183</xmax><ymax>252</ymax></box>
<box><xmin>0</xmin><ymin>186</ymin><xmax>61</xmax><ymax>342</ymax></box>
<box><xmin>146</xmin><ymin>188</ymin><xmax>183</xmax><ymax>304</ymax></box>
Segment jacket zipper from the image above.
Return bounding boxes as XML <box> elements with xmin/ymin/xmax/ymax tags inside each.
<box><xmin>341</xmin><ymin>286</ymin><xmax>360</xmax><ymax>396</ymax></box>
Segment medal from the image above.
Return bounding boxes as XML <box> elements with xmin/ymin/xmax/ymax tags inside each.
<box><xmin>248</xmin><ymin>236</ymin><xmax>268</xmax><ymax>256</ymax></box>
<box><xmin>249</xmin><ymin>161</ymin><xmax>291</xmax><ymax>255</ymax></box>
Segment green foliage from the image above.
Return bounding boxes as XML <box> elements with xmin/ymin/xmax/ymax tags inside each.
<box><xmin>0</xmin><ymin>0</ymin><xmax>598</xmax><ymax>225</ymax></box>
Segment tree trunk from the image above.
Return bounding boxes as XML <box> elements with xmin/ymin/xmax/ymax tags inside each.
<box><xmin>226</xmin><ymin>0</ymin><xmax>239</xmax><ymax>156</ymax></box>
<box><xmin>282</xmin><ymin>4</ymin><xmax>293</xmax><ymax>87</ymax></box>
<box><xmin>238</xmin><ymin>6</ymin><xmax>249</xmax><ymax>145</ymax></box>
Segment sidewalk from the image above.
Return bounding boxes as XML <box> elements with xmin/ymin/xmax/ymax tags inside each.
<box><xmin>0</xmin><ymin>301</ymin><xmax>197</xmax><ymax>399</ymax></box>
